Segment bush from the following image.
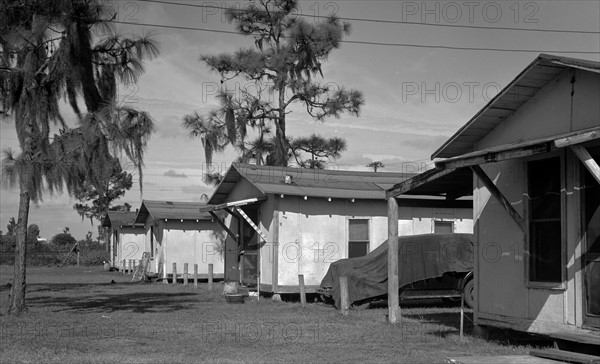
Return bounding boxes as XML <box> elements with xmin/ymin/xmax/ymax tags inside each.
<box><xmin>50</xmin><ymin>233</ymin><xmax>77</xmax><ymax>247</ymax></box>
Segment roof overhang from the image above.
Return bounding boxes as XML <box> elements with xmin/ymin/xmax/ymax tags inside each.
<box><xmin>433</xmin><ymin>54</ymin><xmax>600</xmax><ymax>159</ymax></box>
<box><xmin>436</xmin><ymin>125</ymin><xmax>600</xmax><ymax>171</ymax></box>
<box><xmin>389</xmin><ymin>125</ymin><xmax>600</xmax><ymax>199</ymax></box>
<box><xmin>387</xmin><ymin>167</ymin><xmax>472</xmax><ymax>199</ymax></box>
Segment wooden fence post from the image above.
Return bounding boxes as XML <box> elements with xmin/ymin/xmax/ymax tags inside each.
<box><xmin>172</xmin><ymin>262</ymin><xmax>177</xmax><ymax>284</ymax></box>
<box><xmin>194</xmin><ymin>264</ymin><xmax>198</xmax><ymax>288</ymax></box>
<box><xmin>122</xmin><ymin>259</ymin><xmax>126</xmax><ymax>274</ymax></box>
<box><xmin>299</xmin><ymin>274</ymin><xmax>306</xmax><ymax>307</ymax></box>
<box><xmin>132</xmin><ymin>260</ymin><xmax>137</xmax><ymax>274</ymax></box>
<box><xmin>208</xmin><ymin>263</ymin><xmax>213</xmax><ymax>291</ymax></box>
<box><xmin>128</xmin><ymin>259</ymin><xmax>132</xmax><ymax>275</ymax></box>
<box><xmin>183</xmin><ymin>263</ymin><xmax>189</xmax><ymax>286</ymax></box>
<box><xmin>340</xmin><ymin>276</ymin><xmax>349</xmax><ymax>316</ymax></box>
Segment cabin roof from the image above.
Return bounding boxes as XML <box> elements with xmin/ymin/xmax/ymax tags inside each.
<box><xmin>432</xmin><ymin>54</ymin><xmax>600</xmax><ymax>159</ymax></box>
<box><xmin>134</xmin><ymin>200</ymin><xmax>213</xmax><ymax>224</ymax></box>
<box><xmin>207</xmin><ymin>163</ymin><xmax>417</xmax><ymax>205</ymax></box>
<box><xmin>101</xmin><ymin>211</ymin><xmax>140</xmax><ymax>228</ymax></box>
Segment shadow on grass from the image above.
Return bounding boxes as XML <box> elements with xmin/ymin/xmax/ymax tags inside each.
<box><xmin>21</xmin><ymin>282</ymin><xmax>210</xmax><ymax>314</ymax></box>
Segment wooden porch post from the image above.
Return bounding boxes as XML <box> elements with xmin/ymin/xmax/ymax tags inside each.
<box><xmin>387</xmin><ymin>197</ymin><xmax>399</xmax><ymax>324</ymax></box>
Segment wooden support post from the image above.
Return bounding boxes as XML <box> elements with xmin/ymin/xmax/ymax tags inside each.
<box><xmin>471</xmin><ymin>165</ymin><xmax>525</xmax><ymax>232</ymax></box>
<box><xmin>183</xmin><ymin>263</ymin><xmax>189</xmax><ymax>286</ymax></box>
<box><xmin>387</xmin><ymin>197</ymin><xmax>399</xmax><ymax>324</ymax></box>
<box><xmin>76</xmin><ymin>243</ymin><xmax>80</xmax><ymax>267</ymax></box>
<box><xmin>132</xmin><ymin>260</ymin><xmax>137</xmax><ymax>274</ymax></box>
<box><xmin>208</xmin><ymin>263</ymin><xmax>213</xmax><ymax>291</ymax></box>
<box><xmin>194</xmin><ymin>264</ymin><xmax>198</xmax><ymax>288</ymax></box>
<box><xmin>571</xmin><ymin>145</ymin><xmax>600</xmax><ymax>184</ymax></box>
<box><xmin>172</xmin><ymin>262</ymin><xmax>177</xmax><ymax>284</ymax></box>
<box><xmin>460</xmin><ymin>293</ymin><xmax>465</xmax><ymax>338</ymax></box>
<box><xmin>340</xmin><ymin>276</ymin><xmax>349</xmax><ymax>316</ymax></box>
<box><xmin>128</xmin><ymin>259</ymin><xmax>132</xmax><ymax>275</ymax></box>
<box><xmin>299</xmin><ymin>274</ymin><xmax>306</xmax><ymax>307</ymax></box>
<box><xmin>122</xmin><ymin>259</ymin><xmax>126</xmax><ymax>274</ymax></box>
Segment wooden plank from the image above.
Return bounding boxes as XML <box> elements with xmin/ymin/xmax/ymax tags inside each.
<box><xmin>172</xmin><ymin>263</ymin><xmax>177</xmax><ymax>284</ymax></box>
<box><xmin>339</xmin><ymin>276</ymin><xmax>349</xmax><ymax>316</ymax></box>
<box><xmin>448</xmin><ymin>355</ymin><xmax>562</xmax><ymax>364</ymax></box>
<box><xmin>199</xmin><ymin>196</ymin><xmax>266</xmax><ymax>212</ymax></box>
<box><xmin>183</xmin><ymin>263</ymin><xmax>188</xmax><ymax>286</ymax></box>
<box><xmin>208</xmin><ymin>263</ymin><xmax>213</xmax><ymax>291</ymax></box>
<box><xmin>546</xmin><ymin>330</ymin><xmax>600</xmax><ymax>346</ymax></box>
<box><xmin>299</xmin><ymin>274</ymin><xmax>306</xmax><ymax>307</ymax></box>
<box><xmin>386</xmin><ymin>167</ymin><xmax>456</xmax><ymax>198</ymax></box>
<box><xmin>234</xmin><ymin>206</ymin><xmax>268</xmax><ymax>243</ymax></box>
<box><xmin>387</xmin><ymin>197</ymin><xmax>399</xmax><ymax>324</ymax></box>
<box><xmin>529</xmin><ymin>349</ymin><xmax>600</xmax><ymax>364</ymax></box>
<box><xmin>272</xmin><ymin>198</ymin><xmax>279</xmax><ymax>294</ymax></box>
<box><xmin>193</xmin><ymin>264</ymin><xmax>198</xmax><ymax>288</ymax></box>
<box><xmin>554</xmin><ymin>128</ymin><xmax>600</xmax><ymax>148</ymax></box>
<box><xmin>571</xmin><ymin>145</ymin><xmax>600</xmax><ymax>185</ymax></box>
<box><xmin>439</xmin><ymin>143</ymin><xmax>550</xmax><ymax>171</ymax></box>
<box><xmin>471</xmin><ymin>165</ymin><xmax>526</xmax><ymax>232</ymax></box>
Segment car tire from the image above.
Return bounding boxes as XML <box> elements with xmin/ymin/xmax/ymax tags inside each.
<box><xmin>463</xmin><ymin>279</ymin><xmax>474</xmax><ymax>309</ymax></box>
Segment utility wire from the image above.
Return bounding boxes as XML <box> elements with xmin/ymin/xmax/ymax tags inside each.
<box><xmin>112</xmin><ymin>20</ymin><xmax>600</xmax><ymax>54</ymax></box>
<box><xmin>136</xmin><ymin>0</ymin><xmax>600</xmax><ymax>35</ymax></box>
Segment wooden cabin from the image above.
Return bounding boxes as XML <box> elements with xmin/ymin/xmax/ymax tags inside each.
<box><xmin>101</xmin><ymin>211</ymin><xmax>145</xmax><ymax>270</ymax></box>
<box><xmin>387</xmin><ymin>54</ymin><xmax>600</xmax><ymax>344</ymax></box>
<box><xmin>202</xmin><ymin>163</ymin><xmax>473</xmax><ymax>295</ymax></box>
<box><xmin>134</xmin><ymin>200</ymin><xmax>225</xmax><ymax>280</ymax></box>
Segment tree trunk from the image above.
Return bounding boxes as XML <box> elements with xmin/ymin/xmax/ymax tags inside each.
<box><xmin>8</xmin><ymin>177</ymin><xmax>30</xmax><ymax>315</ymax></box>
<box><xmin>277</xmin><ymin>85</ymin><xmax>288</xmax><ymax>166</ymax></box>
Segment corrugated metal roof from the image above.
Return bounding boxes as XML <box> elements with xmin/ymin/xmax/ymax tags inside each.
<box><xmin>134</xmin><ymin>200</ymin><xmax>213</xmax><ymax>224</ymax></box>
<box><xmin>208</xmin><ymin>163</ymin><xmax>417</xmax><ymax>204</ymax></box>
<box><xmin>433</xmin><ymin>54</ymin><xmax>600</xmax><ymax>159</ymax></box>
<box><xmin>101</xmin><ymin>211</ymin><xmax>140</xmax><ymax>228</ymax></box>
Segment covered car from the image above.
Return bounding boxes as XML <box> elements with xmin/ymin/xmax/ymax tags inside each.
<box><xmin>319</xmin><ymin>233</ymin><xmax>474</xmax><ymax>309</ymax></box>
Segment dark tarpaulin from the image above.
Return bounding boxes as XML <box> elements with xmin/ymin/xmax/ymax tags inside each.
<box><xmin>320</xmin><ymin>233</ymin><xmax>474</xmax><ymax>309</ymax></box>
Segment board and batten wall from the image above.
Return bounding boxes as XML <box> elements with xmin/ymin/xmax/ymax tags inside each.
<box><xmin>471</xmin><ymin>68</ymin><xmax>600</xmax><ymax>334</ymax></box>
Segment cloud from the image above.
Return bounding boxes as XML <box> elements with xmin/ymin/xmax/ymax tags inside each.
<box><xmin>164</xmin><ymin>169</ymin><xmax>188</xmax><ymax>178</ymax></box>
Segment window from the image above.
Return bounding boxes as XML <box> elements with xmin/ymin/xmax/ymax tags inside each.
<box><xmin>348</xmin><ymin>219</ymin><xmax>369</xmax><ymax>258</ymax></box>
<box><xmin>434</xmin><ymin>221</ymin><xmax>454</xmax><ymax>234</ymax></box>
<box><xmin>528</xmin><ymin>157</ymin><xmax>562</xmax><ymax>283</ymax></box>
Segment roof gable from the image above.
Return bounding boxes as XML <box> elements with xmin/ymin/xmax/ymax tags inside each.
<box><xmin>433</xmin><ymin>54</ymin><xmax>600</xmax><ymax>159</ymax></box>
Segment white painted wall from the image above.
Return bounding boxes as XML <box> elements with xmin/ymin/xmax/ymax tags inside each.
<box><xmin>114</xmin><ymin>227</ymin><xmax>145</xmax><ymax>270</ymax></box>
<box><xmin>269</xmin><ymin>196</ymin><xmax>473</xmax><ymax>289</ymax></box>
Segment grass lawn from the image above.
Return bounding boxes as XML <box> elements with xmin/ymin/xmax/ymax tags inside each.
<box><xmin>0</xmin><ymin>265</ymin><xmax>550</xmax><ymax>363</ymax></box>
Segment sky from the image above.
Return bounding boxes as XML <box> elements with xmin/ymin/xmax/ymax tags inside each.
<box><xmin>1</xmin><ymin>0</ymin><xmax>599</xmax><ymax>240</ymax></box>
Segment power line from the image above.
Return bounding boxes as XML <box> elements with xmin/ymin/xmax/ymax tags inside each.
<box><xmin>112</xmin><ymin>20</ymin><xmax>600</xmax><ymax>54</ymax></box>
<box><xmin>135</xmin><ymin>0</ymin><xmax>600</xmax><ymax>35</ymax></box>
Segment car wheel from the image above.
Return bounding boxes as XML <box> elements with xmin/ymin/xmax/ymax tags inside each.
<box><xmin>463</xmin><ymin>279</ymin><xmax>474</xmax><ymax>309</ymax></box>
